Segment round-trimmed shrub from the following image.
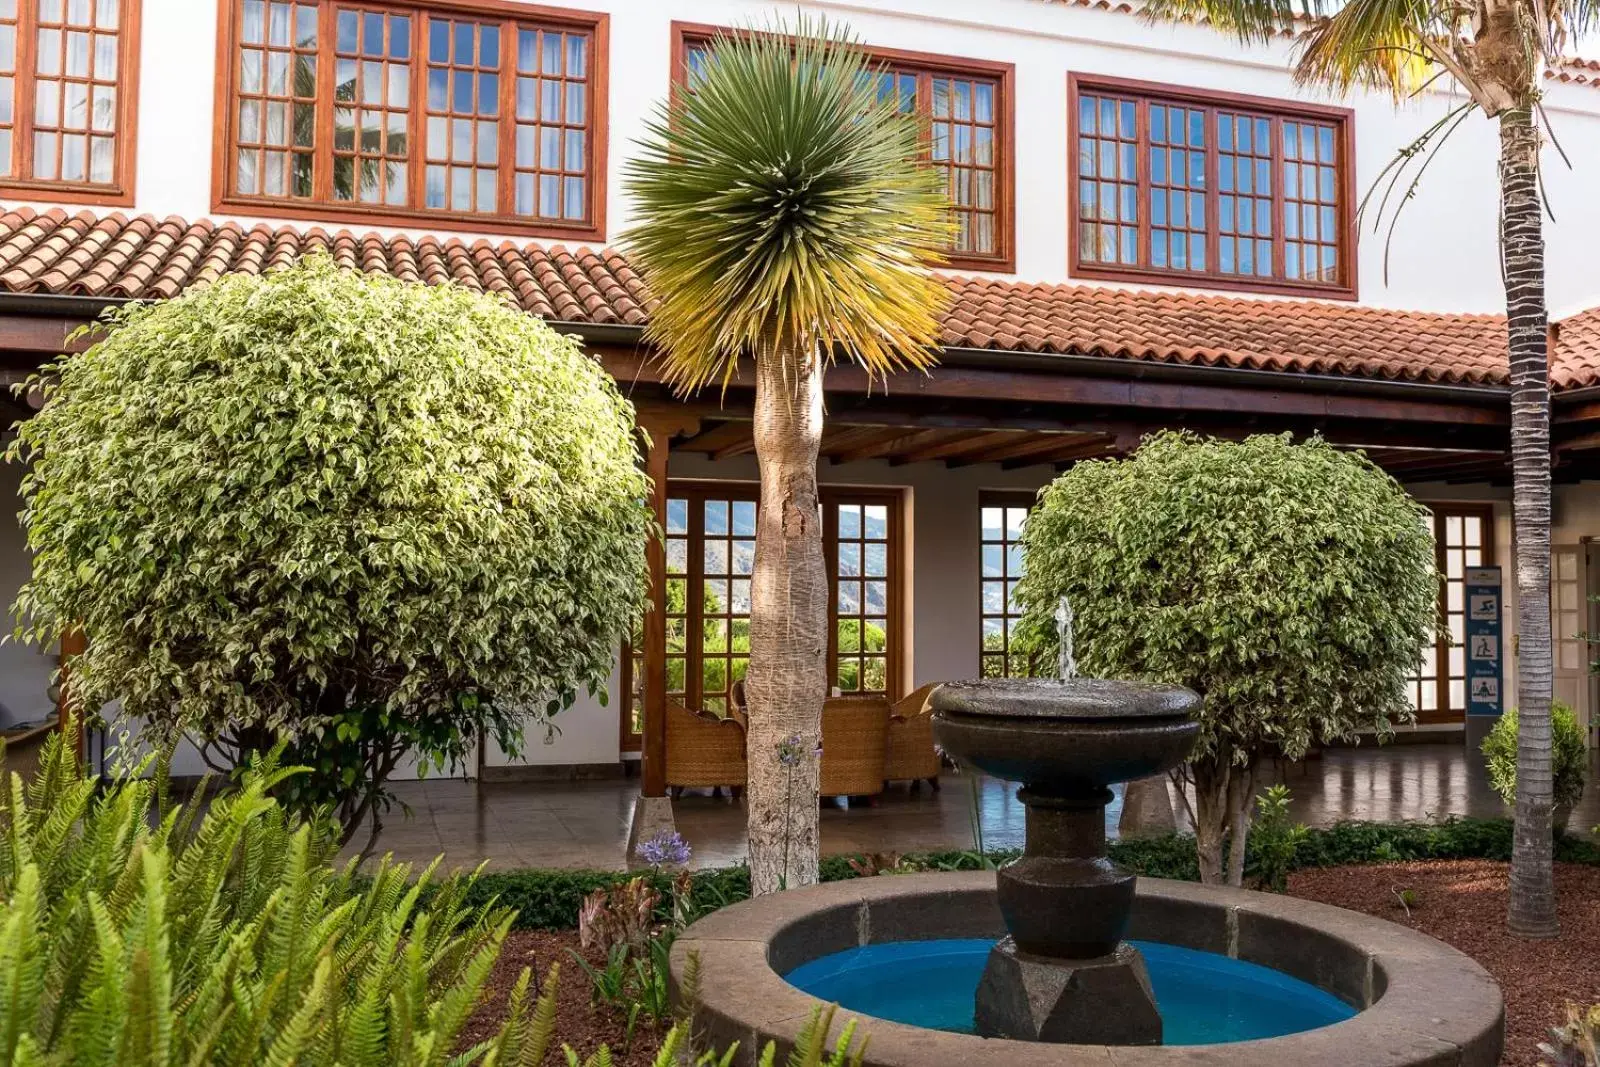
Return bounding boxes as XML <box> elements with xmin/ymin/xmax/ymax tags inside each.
<box><xmin>1013</xmin><ymin>431</ymin><xmax>1438</xmax><ymax>884</ymax></box>
<box><xmin>1482</xmin><ymin>701</ymin><xmax>1587</xmax><ymax>811</ymax></box>
<box><xmin>11</xmin><ymin>257</ymin><xmax>651</xmax><ymax>841</ymax></box>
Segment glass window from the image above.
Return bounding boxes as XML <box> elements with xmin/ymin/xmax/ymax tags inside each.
<box><xmin>621</xmin><ymin>485</ymin><xmax>903</xmax><ymax>733</ymax></box>
<box><xmin>1407</xmin><ymin>506</ymin><xmax>1491</xmax><ymax>719</ymax></box>
<box><xmin>0</xmin><ymin>0</ymin><xmax>134</xmax><ymax>195</ymax></box>
<box><xmin>979</xmin><ymin>493</ymin><xmax>1037</xmax><ymax>678</ymax></box>
<box><xmin>1073</xmin><ymin>79</ymin><xmax>1351</xmax><ymax>294</ymax></box>
<box><xmin>224</xmin><ymin>0</ymin><xmax>601</xmax><ymax>230</ymax></box>
<box><xmin>680</xmin><ymin>33</ymin><xmax>1010</xmax><ymax>267</ymax></box>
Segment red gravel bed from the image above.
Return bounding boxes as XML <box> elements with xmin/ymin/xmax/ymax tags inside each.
<box><xmin>460</xmin><ymin>930</ymin><xmax>665</xmax><ymax>1066</ymax></box>
<box><xmin>1289</xmin><ymin>860</ymin><xmax>1600</xmax><ymax>1066</ymax></box>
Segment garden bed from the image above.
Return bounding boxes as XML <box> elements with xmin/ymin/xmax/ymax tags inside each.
<box><xmin>459</xmin><ymin>930</ymin><xmax>668</xmax><ymax>1066</ymax></box>
<box><xmin>1289</xmin><ymin>859</ymin><xmax>1600</xmax><ymax>1066</ymax></box>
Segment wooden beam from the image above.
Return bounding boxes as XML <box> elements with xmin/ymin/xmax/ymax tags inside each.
<box><xmin>1007</xmin><ymin>438</ymin><xmax>1121</xmax><ymax>470</ymax></box>
<box><xmin>674</xmin><ymin>420</ymin><xmax>750</xmax><ymax>454</ymax></box>
<box><xmin>597</xmin><ymin>351</ymin><xmax>1507</xmax><ymax>428</ymax></box>
<box><xmin>640</xmin><ymin>427</ymin><xmax>669</xmax><ymax>799</ymax></box>
<box><xmin>891</xmin><ymin>430</ymin><xmax>1021</xmax><ymax>466</ymax></box>
<box><xmin>829</xmin><ymin>428</ymin><xmax>952</xmax><ymax>465</ymax></box>
<box><xmin>945</xmin><ymin>432</ymin><xmax>1101</xmax><ymax>468</ymax></box>
<box><xmin>0</xmin><ymin>315</ymin><xmax>99</xmax><ymax>355</ymax></box>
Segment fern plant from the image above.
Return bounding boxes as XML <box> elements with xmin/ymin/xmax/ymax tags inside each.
<box><xmin>0</xmin><ymin>718</ymin><xmax>517</xmax><ymax>1067</ymax></box>
<box><xmin>489</xmin><ymin>962</ymin><xmax>865</xmax><ymax>1067</ymax></box>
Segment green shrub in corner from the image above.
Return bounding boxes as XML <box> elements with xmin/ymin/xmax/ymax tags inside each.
<box><xmin>9</xmin><ymin>256</ymin><xmax>653</xmax><ymax>854</ymax></box>
<box><xmin>0</xmin><ymin>721</ymin><xmax>517</xmax><ymax>1066</ymax></box>
<box><xmin>1482</xmin><ymin>701</ymin><xmax>1588</xmax><ymax>812</ymax></box>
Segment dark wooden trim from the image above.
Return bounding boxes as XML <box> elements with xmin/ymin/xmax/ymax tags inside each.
<box><xmin>1067</xmin><ymin>72</ymin><xmax>1357</xmax><ymax>301</ymax></box>
<box><xmin>669</xmin><ymin>21</ymin><xmax>1016</xmax><ymax>274</ymax></box>
<box><xmin>603</xmin><ymin>350</ymin><xmax>1507</xmax><ymax>429</ymax></box>
<box><xmin>640</xmin><ymin>426</ymin><xmax>669</xmax><ymax>797</ymax></box>
<box><xmin>0</xmin><ymin>0</ymin><xmax>142</xmax><ymax>206</ymax></box>
<box><xmin>211</xmin><ymin>0</ymin><xmax>608</xmax><ymax>242</ymax></box>
<box><xmin>1414</xmin><ymin>502</ymin><xmax>1495</xmax><ymax>725</ymax></box>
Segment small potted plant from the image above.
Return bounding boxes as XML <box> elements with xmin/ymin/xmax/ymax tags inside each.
<box><xmin>1481</xmin><ymin>701</ymin><xmax>1588</xmax><ymax>834</ymax></box>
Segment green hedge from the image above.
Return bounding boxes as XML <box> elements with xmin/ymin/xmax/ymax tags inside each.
<box><xmin>469</xmin><ymin>817</ymin><xmax>1600</xmax><ymax>931</ymax></box>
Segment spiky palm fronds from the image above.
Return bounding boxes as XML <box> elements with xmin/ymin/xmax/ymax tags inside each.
<box><xmin>622</xmin><ymin>17</ymin><xmax>952</xmax><ymax>392</ymax></box>
<box><xmin>0</xmin><ymin>716</ymin><xmax>516</xmax><ymax>1067</ymax></box>
<box><xmin>1142</xmin><ymin>0</ymin><xmax>1598</xmax><ymax>110</ymax></box>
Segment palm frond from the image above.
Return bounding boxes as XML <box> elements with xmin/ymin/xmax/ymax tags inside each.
<box><xmin>1292</xmin><ymin>0</ymin><xmax>1447</xmax><ymax>100</ymax></box>
<box><xmin>622</xmin><ymin>16</ymin><xmax>952</xmax><ymax>392</ymax></box>
<box><xmin>1140</xmin><ymin>0</ymin><xmax>1318</xmax><ymax>46</ymax></box>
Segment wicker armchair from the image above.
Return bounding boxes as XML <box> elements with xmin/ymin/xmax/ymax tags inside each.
<box><xmin>665</xmin><ymin>701</ymin><xmax>747</xmax><ymax>799</ymax></box>
<box><xmin>884</xmin><ymin>683</ymin><xmax>941</xmax><ymax>791</ymax></box>
<box><xmin>820</xmin><ymin>695</ymin><xmax>891</xmax><ymax>803</ymax></box>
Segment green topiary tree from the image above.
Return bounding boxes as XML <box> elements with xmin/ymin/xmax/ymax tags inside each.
<box><xmin>1014</xmin><ymin>432</ymin><xmax>1438</xmax><ymax>885</ymax></box>
<box><xmin>1483</xmin><ymin>701</ymin><xmax>1588</xmax><ymax>821</ymax></box>
<box><xmin>10</xmin><ymin>257</ymin><xmax>651</xmax><ymax>852</ymax></box>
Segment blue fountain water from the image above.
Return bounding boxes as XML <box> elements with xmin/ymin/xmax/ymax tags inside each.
<box><xmin>785</xmin><ymin>938</ymin><xmax>1356</xmax><ymax>1045</ymax></box>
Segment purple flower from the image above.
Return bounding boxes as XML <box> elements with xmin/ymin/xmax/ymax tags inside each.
<box><xmin>636</xmin><ymin>828</ymin><xmax>692</xmax><ymax>867</ymax></box>
<box><xmin>776</xmin><ymin>734</ymin><xmax>822</xmax><ymax>767</ymax></box>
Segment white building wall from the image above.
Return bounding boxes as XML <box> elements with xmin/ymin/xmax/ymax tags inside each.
<box><xmin>5</xmin><ymin>0</ymin><xmax>1592</xmax><ymax>316</ymax></box>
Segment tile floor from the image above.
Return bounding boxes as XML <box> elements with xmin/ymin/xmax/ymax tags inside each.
<box><xmin>356</xmin><ymin>743</ymin><xmax>1600</xmax><ymax>872</ymax></box>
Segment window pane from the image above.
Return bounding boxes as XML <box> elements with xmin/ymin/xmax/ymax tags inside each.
<box><xmin>979</xmin><ymin>495</ymin><xmax>1038</xmax><ymax>677</ymax></box>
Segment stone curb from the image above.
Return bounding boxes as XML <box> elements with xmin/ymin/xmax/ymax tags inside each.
<box><xmin>670</xmin><ymin>871</ymin><xmax>1504</xmax><ymax>1067</ymax></box>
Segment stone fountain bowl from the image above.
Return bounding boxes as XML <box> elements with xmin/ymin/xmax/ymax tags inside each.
<box><xmin>931</xmin><ymin>678</ymin><xmax>1202</xmax><ymax>793</ymax></box>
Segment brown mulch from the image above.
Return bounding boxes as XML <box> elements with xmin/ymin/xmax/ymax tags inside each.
<box><xmin>459</xmin><ymin>930</ymin><xmax>666</xmax><ymax>1066</ymax></box>
<box><xmin>1288</xmin><ymin>860</ymin><xmax>1600</xmax><ymax>1067</ymax></box>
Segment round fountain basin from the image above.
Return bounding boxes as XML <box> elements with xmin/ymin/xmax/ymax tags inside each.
<box><xmin>669</xmin><ymin>872</ymin><xmax>1505</xmax><ymax>1067</ymax></box>
<box><xmin>931</xmin><ymin>679</ymin><xmax>1202</xmax><ymax>789</ymax></box>
<box><xmin>786</xmin><ymin>938</ymin><xmax>1355</xmax><ymax>1044</ymax></box>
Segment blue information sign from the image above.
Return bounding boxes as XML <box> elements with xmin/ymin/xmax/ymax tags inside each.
<box><xmin>1464</xmin><ymin>566</ymin><xmax>1503</xmax><ymax>717</ymax></box>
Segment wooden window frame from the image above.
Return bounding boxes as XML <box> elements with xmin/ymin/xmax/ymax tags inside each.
<box><xmin>670</xmin><ymin>21</ymin><xmax>1016</xmax><ymax>274</ymax></box>
<box><xmin>1068</xmin><ymin>73</ymin><xmax>1357</xmax><ymax>300</ymax></box>
<box><xmin>0</xmin><ymin>0</ymin><xmax>142</xmax><ymax>205</ymax></box>
<box><xmin>1410</xmin><ymin>502</ymin><xmax>1495</xmax><ymax>725</ymax></box>
<box><xmin>979</xmin><ymin>490</ymin><xmax>1037</xmax><ymax>679</ymax></box>
<box><xmin>210</xmin><ymin>0</ymin><xmax>608</xmax><ymax>240</ymax></box>
<box><xmin>619</xmin><ymin>481</ymin><xmax>907</xmax><ymax>738</ymax></box>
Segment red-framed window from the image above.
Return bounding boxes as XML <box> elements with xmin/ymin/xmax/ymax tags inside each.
<box><xmin>0</xmin><ymin>0</ymin><xmax>141</xmax><ymax>204</ymax></box>
<box><xmin>672</xmin><ymin>23</ymin><xmax>1015</xmax><ymax>273</ymax></box>
<box><xmin>212</xmin><ymin>0</ymin><xmax>608</xmax><ymax>240</ymax></box>
<box><xmin>1069</xmin><ymin>74</ymin><xmax>1356</xmax><ymax>299</ymax></box>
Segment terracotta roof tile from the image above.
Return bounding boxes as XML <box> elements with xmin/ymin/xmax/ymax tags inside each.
<box><xmin>3</xmin><ymin>206</ymin><xmax>1599</xmax><ymax>391</ymax></box>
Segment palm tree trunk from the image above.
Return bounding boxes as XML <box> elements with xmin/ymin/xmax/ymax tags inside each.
<box><xmin>1500</xmin><ymin>104</ymin><xmax>1558</xmax><ymax>938</ymax></box>
<box><xmin>745</xmin><ymin>343</ymin><xmax>829</xmax><ymax>895</ymax></box>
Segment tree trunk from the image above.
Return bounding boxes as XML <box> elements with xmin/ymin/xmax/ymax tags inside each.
<box><xmin>1189</xmin><ymin>756</ymin><xmax>1254</xmax><ymax>887</ymax></box>
<box><xmin>1500</xmin><ymin>105</ymin><xmax>1559</xmax><ymax>938</ymax></box>
<box><xmin>745</xmin><ymin>344</ymin><xmax>829</xmax><ymax>896</ymax></box>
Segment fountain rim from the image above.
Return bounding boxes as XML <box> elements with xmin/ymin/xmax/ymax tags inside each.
<box><xmin>668</xmin><ymin>871</ymin><xmax>1504</xmax><ymax>1067</ymax></box>
<box><xmin>930</xmin><ymin>678</ymin><xmax>1203</xmax><ymax>722</ymax></box>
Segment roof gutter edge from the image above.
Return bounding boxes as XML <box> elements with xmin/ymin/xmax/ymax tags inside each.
<box><xmin>554</xmin><ymin>320</ymin><xmax>1510</xmax><ymax>406</ymax></box>
<box><xmin>0</xmin><ymin>297</ymin><xmax>1514</xmax><ymax>406</ymax></box>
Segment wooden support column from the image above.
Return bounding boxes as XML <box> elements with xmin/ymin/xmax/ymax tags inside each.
<box><xmin>641</xmin><ymin>424</ymin><xmax>670</xmax><ymax>799</ymax></box>
<box><xmin>627</xmin><ymin>412</ymin><xmax>696</xmax><ymax>860</ymax></box>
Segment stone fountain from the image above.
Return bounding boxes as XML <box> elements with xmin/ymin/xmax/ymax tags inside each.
<box><xmin>929</xmin><ymin>601</ymin><xmax>1201</xmax><ymax>1044</ymax></box>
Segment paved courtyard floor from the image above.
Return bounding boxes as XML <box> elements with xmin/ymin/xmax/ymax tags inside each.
<box><xmin>359</xmin><ymin>741</ymin><xmax>1600</xmax><ymax>872</ymax></box>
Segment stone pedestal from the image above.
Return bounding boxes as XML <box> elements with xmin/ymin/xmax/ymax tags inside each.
<box><xmin>975</xmin><ymin>937</ymin><xmax>1162</xmax><ymax>1046</ymax></box>
<box><xmin>625</xmin><ymin>793</ymin><xmax>676</xmax><ymax>865</ymax></box>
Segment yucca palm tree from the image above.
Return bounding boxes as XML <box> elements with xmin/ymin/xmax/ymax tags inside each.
<box><xmin>623</xmin><ymin>21</ymin><xmax>951</xmax><ymax>895</ymax></box>
<box><xmin>1142</xmin><ymin>0</ymin><xmax>1595</xmax><ymax>937</ymax></box>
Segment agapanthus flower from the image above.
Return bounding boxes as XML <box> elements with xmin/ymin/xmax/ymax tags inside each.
<box><xmin>636</xmin><ymin>828</ymin><xmax>692</xmax><ymax>867</ymax></box>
